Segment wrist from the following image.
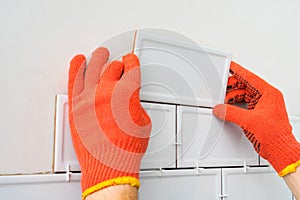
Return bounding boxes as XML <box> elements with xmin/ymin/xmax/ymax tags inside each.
<box><xmin>86</xmin><ymin>184</ymin><xmax>138</xmax><ymax>200</ymax></box>
<box><xmin>283</xmin><ymin>165</ymin><xmax>300</xmax><ymax>199</ymax></box>
<box><xmin>82</xmin><ymin>176</ymin><xmax>140</xmax><ymax>200</ymax></box>
<box><xmin>80</xmin><ymin>155</ymin><xmax>141</xmax><ymax>199</ymax></box>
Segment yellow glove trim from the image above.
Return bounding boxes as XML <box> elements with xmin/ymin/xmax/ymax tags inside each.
<box><xmin>279</xmin><ymin>160</ymin><xmax>300</xmax><ymax>177</ymax></box>
<box><xmin>82</xmin><ymin>176</ymin><xmax>140</xmax><ymax>199</ymax></box>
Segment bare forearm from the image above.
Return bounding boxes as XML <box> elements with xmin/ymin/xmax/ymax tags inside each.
<box><xmin>283</xmin><ymin>166</ymin><xmax>300</xmax><ymax>199</ymax></box>
<box><xmin>86</xmin><ymin>185</ymin><xmax>138</xmax><ymax>200</ymax></box>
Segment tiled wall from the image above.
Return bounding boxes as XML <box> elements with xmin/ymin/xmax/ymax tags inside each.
<box><xmin>1</xmin><ymin>1</ymin><xmax>300</xmax><ymax>199</ymax></box>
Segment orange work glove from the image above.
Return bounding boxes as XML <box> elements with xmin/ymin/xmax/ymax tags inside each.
<box><xmin>213</xmin><ymin>61</ymin><xmax>300</xmax><ymax>177</ymax></box>
<box><xmin>68</xmin><ymin>47</ymin><xmax>152</xmax><ymax>199</ymax></box>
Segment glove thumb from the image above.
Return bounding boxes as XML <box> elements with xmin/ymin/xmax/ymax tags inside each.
<box><xmin>213</xmin><ymin>104</ymin><xmax>250</xmax><ymax>128</ymax></box>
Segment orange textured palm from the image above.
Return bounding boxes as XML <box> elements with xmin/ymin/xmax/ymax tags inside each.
<box><xmin>213</xmin><ymin>61</ymin><xmax>300</xmax><ymax>176</ymax></box>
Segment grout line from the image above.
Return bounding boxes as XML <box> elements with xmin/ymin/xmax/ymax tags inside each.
<box><xmin>139</xmin><ymin>165</ymin><xmax>271</xmax><ymax>171</ymax></box>
<box><xmin>220</xmin><ymin>168</ymin><xmax>223</xmax><ymax>200</ymax></box>
<box><xmin>0</xmin><ymin>171</ymin><xmax>52</xmax><ymax>176</ymax></box>
<box><xmin>175</xmin><ymin>105</ymin><xmax>178</xmax><ymax>168</ymax></box>
<box><xmin>140</xmin><ymin>100</ymin><xmax>213</xmax><ymax>109</ymax></box>
<box><xmin>54</xmin><ymin>171</ymin><xmax>81</xmax><ymax>174</ymax></box>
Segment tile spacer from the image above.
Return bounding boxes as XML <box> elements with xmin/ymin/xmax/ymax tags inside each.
<box><xmin>243</xmin><ymin>160</ymin><xmax>249</xmax><ymax>173</ymax></box>
<box><xmin>195</xmin><ymin>162</ymin><xmax>204</xmax><ymax>175</ymax></box>
<box><xmin>65</xmin><ymin>164</ymin><xmax>73</xmax><ymax>182</ymax></box>
<box><xmin>159</xmin><ymin>166</ymin><xmax>163</xmax><ymax>177</ymax></box>
<box><xmin>219</xmin><ymin>194</ymin><xmax>229</xmax><ymax>199</ymax></box>
<box><xmin>173</xmin><ymin>142</ymin><xmax>182</xmax><ymax>146</ymax></box>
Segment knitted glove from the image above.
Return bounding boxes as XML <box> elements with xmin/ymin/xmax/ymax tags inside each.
<box><xmin>213</xmin><ymin>61</ymin><xmax>300</xmax><ymax>176</ymax></box>
<box><xmin>68</xmin><ymin>47</ymin><xmax>152</xmax><ymax>199</ymax></box>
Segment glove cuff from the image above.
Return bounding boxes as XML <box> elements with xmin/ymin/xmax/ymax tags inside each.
<box><xmin>82</xmin><ymin>176</ymin><xmax>140</xmax><ymax>199</ymax></box>
<box><xmin>279</xmin><ymin>160</ymin><xmax>300</xmax><ymax>177</ymax></box>
<box><xmin>267</xmin><ymin>134</ymin><xmax>300</xmax><ymax>176</ymax></box>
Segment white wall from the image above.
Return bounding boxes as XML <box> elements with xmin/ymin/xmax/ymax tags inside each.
<box><xmin>0</xmin><ymin>0</ymin><xmax>299</xmax><ymax>173</ymax></box>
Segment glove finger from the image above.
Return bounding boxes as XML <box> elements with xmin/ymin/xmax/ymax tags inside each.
<box><xmin>121</xmin><ymin>54</ymin><xmax>147</xmax><ymax>123</ymax></box>
<box><xmin>68</xmin><ymin>54</ymin><xmax>86</xmax><ymax>103</ymax></box>
<box><xmin>101</xmin><ymin>60</ymin><xmax>124</xmax><ymax>81</ymax></box>
<box><xmin>225</xmin><ymin>89</ymin><xmax>247</xmax><ymax>104</ymax></box>
<box><xmin>122</xmin><ymin>54</ymin><xmax>141</xmax><ymax>84</ymax></box>
<box><xmin>123</xmin><ymin>53</ymin><xmax>140</xmax><ymax>72</ymax></box>
<box><xmin>84</xmin><ymin>47</ymin><xmax>109</xmax><ymax>87</ymax></box>
<box><xmin>230</xmin><ymin>61</ymin><xmax>270</xmax><ymax>93</ymax></box>
<box><xmin>213</xmin><ymin>104</ymin><xmax>250</xmax><ymax>127</ymax></box>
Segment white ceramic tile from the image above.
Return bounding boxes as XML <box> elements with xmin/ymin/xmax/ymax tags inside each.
<box><xmin>139</xmin><ymin>169</ymin><xmax>221</xmax><ymax>200</ymax></box>
<box><xmin>141</xmin><ymin>103</ymin><xmax>176</xmax><ymax>169</ymax></box>
<box><xmin>0</xmin><ymin>174</ymin><xmax>81</xmax><ymax>200</ymax></box>
<box><xmin>135</xmin><ymin>31</ymin><xmax>232</xmax><ymax>108</ymax></box>
<box><xmin>177</xmin><ymin>106</ymin><xmax>258</xmax><ymax>168</ymax></box>
<box><xmin>54</xmin><ymin>95</ymin><xmax>80</xmax><ymax>172</ymax></box>
<box><xmin>260</xmin><ymin>115</ymin><xmax>300</xmax><ymax>166</ymax></box>
<box><xmin>222</xmin><ymin>167</ymin><xmax>292</xmax><ymax>200</ymax></box>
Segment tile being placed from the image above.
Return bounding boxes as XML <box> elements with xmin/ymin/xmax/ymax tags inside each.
<box><xmin>141</xmin><ymin>102</ymin><xmax>176</xmax><ymax>169</ymax></box>
<box><xmin>135</xmin><ymin>30</ymin><xmax>232</xmax><ymax>108</ymax></box>
<box><xmin>222</xmin><ymin>167</ymin><xmax>292</xmax><ymax>200</ymax></box>
<box><xmin>177</xmin><ymin>106</ymin><xmax>258</xmax><ymax>168</ymax></box>
<box><xmin>139</xmin><ymin>169</ymin><xmax>221</xmax><ymax>200</ymax></box>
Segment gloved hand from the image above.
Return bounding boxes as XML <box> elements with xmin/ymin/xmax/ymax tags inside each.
<box><xmin>213</xmin><ymin>61</ymin><xmax>300</xmax><ymax>176</ymax></box>
<box><xmin>68</xmin><ymin>47</ymin><xmax>152</xmax><ymax>199</ymax></box>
